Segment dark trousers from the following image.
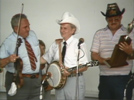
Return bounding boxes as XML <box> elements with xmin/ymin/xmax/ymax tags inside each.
<box><xmin>126</xmin><ymin>74</ymin><xmax>134</xmax><ymax>100</ymax></box>
<box><xmin>5</xmin><ymin>71</ymin><xmax>42</xmax><ymax>100</ymax></box>
<box><xmin>99</xmin><ymin>75</ymin><xmax>130</xmax><ymax>100</ymax></box>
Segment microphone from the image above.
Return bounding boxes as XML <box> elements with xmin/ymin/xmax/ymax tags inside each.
<box><xmin>78</xmin><ymin>38</ymin><xmax>84</xmax><ymax>46</ymax></box>
<box><xmin>78</xmin><ymin>38</ymin><xmax>84</xmax><ymax>49</ymax></box>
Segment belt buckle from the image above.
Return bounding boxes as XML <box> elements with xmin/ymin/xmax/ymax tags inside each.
<box><xmin>31</xmin><ymin>74</ymin><xmax>36</xmax><ymax>79</ymax></box>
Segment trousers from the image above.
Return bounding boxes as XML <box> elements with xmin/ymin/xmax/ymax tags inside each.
<box><xmin>55</xmin><ymin>75</ymin><xmax>85</xmax><ymax>100</ymax></box>
<box><xmin>5</xmin><ymin>71</ymin><xmax>42</xmax><ymax>100</ymax></box>
<box><xmin>99</xmin><ymin>75</ymin><xmax>130</xmax><ymax>100</ymax></box>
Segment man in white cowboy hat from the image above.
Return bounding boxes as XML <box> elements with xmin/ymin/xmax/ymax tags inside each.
<box><xmin>90</xmin><ymin>3</ymin><xmax>134</xmax><ymax>100</ymax></box>
<box><xmin>41</xmin><ymin>12</ymin><xmax>89</xmax><ymax>100</ymax></box>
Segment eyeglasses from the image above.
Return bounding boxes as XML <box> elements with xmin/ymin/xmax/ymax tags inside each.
<box><xmin>107</xmin><ymin>16</ymin><xmax>121</xmax><ymax>22</ymax></box>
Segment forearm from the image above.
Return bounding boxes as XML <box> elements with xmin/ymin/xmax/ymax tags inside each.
<box><xmin>0</xmin><ymin>54</ymin><xmax>19</xmax><ymax>68</ymax></box>
<box><xmin>0</xmin><ymin>57</ymin><xmax>10</xmax><ymax>68</ymax></box>
<box><xmin>40</xmin><ymin>57</ymin><xmax>47</xmax><ymax>64</ymax></box>
<box><xmin>91</xmin><ymin>52</ymin><xmax>105</xmax><ymax>64</ymax></box>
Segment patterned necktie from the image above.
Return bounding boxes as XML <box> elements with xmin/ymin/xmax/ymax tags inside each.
<box><xmin>62</xmin><ymin>42</ymin><xmax>67</xmax><ymax>63</ymax></box>
<box><xmin>24</xmin><ymin>38</ymin><xmax>37</xmax><ymax>70</ymax></box>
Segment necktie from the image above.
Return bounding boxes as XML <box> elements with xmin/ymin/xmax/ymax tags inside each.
<box><xmin>62</xmin><ymin>42</ymin><xmax>67</xmax><ymax>63</ymax></box>
<box><xmin>24</xmin><ymin>38</ymin><xmax>37</xmax><ymax>70</ymax></box>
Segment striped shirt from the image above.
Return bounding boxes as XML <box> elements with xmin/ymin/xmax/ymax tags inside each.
<box><xmin>90</xmin><ymin>25</ymin><xmax>133</xmax><ymax>75</ymax></box>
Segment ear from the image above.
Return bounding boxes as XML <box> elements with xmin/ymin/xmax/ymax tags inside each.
<box><xmin>14</xmin><ymin>26</ymin><xmax>18</xmax><ymax>33</ymax></box>
<box><xmin>72</xmin><ymin>28</ymin><xmax>76</xmax><ymax>35</ymax></box>
<box><xmin>105</xmin><ymin>17</ymin><xmax>108</xmax><ymax>22</ymax></box>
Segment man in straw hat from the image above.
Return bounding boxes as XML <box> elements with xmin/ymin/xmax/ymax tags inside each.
<box><xmin>41</xmin><ymin>12</ymin><xmax>89</xmax><ymax>100</ymax></box>
<box><xmin>90</xmin><ymin>3</ymin><xmax>134</xmax><ymax>100</ymax></box>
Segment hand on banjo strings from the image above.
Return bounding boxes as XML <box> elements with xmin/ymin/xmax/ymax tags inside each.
<box><xmin>61</xmin><ymin>67</ymin><xmax>71</xmax><ymax>77</ymax></box>
<box><xmin>60</xmin><ymin>63</ymin><xmax>70</xmax><ymax>76</ymax></box>
<box><xmin>119</xmin><ymin>42</ymin><xmax>133</xmax><ymax>55</ymax></box>
<box><xmin>9</xmin><ymin>54</ymin><xmax>19</xmax><ymax>63</ymax></box>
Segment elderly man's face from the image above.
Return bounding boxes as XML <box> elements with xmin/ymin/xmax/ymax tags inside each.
<box><xmin>60</xmin><ymin>23</ymin><xmax>75</xmax><ymax>41</ymax></box>
<box><xmin>14</xmin><ymin>18</ymin><xmax>30</xmax><ymax>38</ymax></box>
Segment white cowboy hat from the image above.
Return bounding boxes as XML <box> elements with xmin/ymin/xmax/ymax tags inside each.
<box><xmin>57</xmin><ymin>12</ymin><xmax>80</xmax><ymax>34</ymax></box>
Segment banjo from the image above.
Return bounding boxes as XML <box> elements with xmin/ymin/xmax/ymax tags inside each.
<box><xmin>47</xmin><ymin>60</ymin><xmax>99</xmax><ymax>89</ymax></box>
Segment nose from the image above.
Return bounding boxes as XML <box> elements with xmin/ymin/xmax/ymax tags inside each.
<box><xmin>28</xmin><ymin>26</ymin><xmax>30</xmax><ymax>30</ymax></box>
<box><xmin>112</xmin><ymin>19</ymin><xmax>116</xmax><ymax>23</ymax></box>
<box><xmin>27</xmin><ymin>26</ymin><xmax>30</xmax><ymax>31</ymax></box>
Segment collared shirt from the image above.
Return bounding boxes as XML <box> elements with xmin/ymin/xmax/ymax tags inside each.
<box><xmin>90</xmin><ymin>25</ymin><xmax>133</xmax><ymax>75</ymax></box>
<box><xmin>43</xmin><ymin>36</ymin><xmax>89</xmax><ymax>68</ymax></box>
<box><xmin>0</xmin><ymin>30</ymin><xmax>40</xmax><ymax>74</ymax></box>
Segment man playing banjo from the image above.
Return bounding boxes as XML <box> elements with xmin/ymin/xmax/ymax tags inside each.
<box><xmin>41</xmin><ymin>12</ymin><xmax>89</xmax><ymax>100</ymax></box>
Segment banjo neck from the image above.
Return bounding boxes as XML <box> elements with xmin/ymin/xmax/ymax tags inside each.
<box><xmin>67</xmin><ymin>60</ymin><xmax>99</xmax><ymax>73</ymax></box>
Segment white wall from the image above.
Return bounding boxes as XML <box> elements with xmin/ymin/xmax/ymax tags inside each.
<box><xmin>0</xmin><ymin>0</ymin><xmax>134</xmax><ymax>97</ymax></box>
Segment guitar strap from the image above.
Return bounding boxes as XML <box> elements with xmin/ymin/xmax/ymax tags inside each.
<box><xmin>55</xmin><ymin>39</ymin><xmax>65</xmax><ymax>68</ymax></box>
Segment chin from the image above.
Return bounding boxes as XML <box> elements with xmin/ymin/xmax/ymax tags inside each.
<box><xmin>61</xmin><ymin>35</ymin><xmax>65</xmax><ymax>39</ymax></box>
<box><xmin>25</xmin><ymin>33</ymin><xmax>29</xmax><ymax>38</ymax></box>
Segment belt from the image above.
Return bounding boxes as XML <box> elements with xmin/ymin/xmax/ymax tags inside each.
<box><xmin>7</xmin><ymin>71</ymin><xmax>14</xmax><ymax>74</ymax></box>
<box><xmin>68</xmin><ymin>73</ymin><xmax>83</xmax><ymax>77</ymax></box>
<box><xmin>22</xmin><ymin>73</ymin><xmax>39</xmax><ymax>78</ymax></box>
<box><xmin>7</xmin><ymin>71</ymin><xmax>39</xmax><ymax>78</ymax></box>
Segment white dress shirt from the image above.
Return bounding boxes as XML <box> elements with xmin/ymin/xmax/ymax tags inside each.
<box><xmin>43</xmin><ymin>36</ymin><xmax>89</xmax><ymax>68</ymax></box>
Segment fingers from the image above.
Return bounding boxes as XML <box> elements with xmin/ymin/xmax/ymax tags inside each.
<box><xmin>119</xmin><ymin>42</ymin><xmax>128</xmax><ymax>50</ymax></box>
<box><xmin>62</xmin><ymin>69</ymin><xmax>70</xmax><ymax>76</ymax></box>
<box><xmin>119</xmin><ymin>42</ymin><xmax>133</xmax><ymax>54</ymax></box>
<box><xmin>9</xmin><ymin>54</ymin><xmax>19</xmax><ymax>62</ymax></box>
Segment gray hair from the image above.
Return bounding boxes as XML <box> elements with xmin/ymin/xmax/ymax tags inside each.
<box><xmin>70</xmin><ymin>23</ymin><xmax>76</xmax><ymax>35</ymax></box>
<box><xmin>11</xmin><ymin>14</ymin><xmax>27</xmax><ymax>29</ymax></box>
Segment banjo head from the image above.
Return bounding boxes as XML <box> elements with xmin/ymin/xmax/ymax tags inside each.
<box><xmin>47</xmin><ymin>62</ymin><xmax>62</xmax><ymax>88</ymax></box>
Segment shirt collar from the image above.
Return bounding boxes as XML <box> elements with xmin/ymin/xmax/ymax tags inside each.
<box><xmin>12</xmin><ymin>32</ymin><xmax>23</xmax><ymax>40</ymax></box>
<box><xmin>63</xmin><ymin>36</ymin><xmax>74</xmax><ymax>45</ymax></box>
<box><xmin>105</xmin><ymin>24</ymin><xmax>126</xmax><ymax>31</ymax></box>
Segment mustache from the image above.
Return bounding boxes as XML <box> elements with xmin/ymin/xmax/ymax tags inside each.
<box><xmin>111</xmin><ymin>23</ymin><xmax>117</xmax><ymax>25</ymax></box>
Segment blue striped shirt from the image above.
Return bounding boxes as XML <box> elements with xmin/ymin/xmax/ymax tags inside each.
<box><xmin>0</xmin><ymin>30</ymin><xmax>40</xmax><ymax>74</ymax></box>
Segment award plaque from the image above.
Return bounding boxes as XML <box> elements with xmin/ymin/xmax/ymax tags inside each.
<box><xmin>104</xmin><ymin>19</ymin><xmax>134</xmax><ymax>68</ymax></box>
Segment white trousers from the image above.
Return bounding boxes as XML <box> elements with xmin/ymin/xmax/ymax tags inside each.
<box><xmin>55</xmin><ymin>75</ymin><xmax>85</xmax><ymax>100</ymax></box>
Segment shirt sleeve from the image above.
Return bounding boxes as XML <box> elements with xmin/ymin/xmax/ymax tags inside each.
<box><xmin>90</xmin><ymin>31</ymin><xmax>100</xmax><ymax>53</ymax></box>
<box><xmin>42</xmin><ymin>42</ymin><xmax>57</xmax><ymax>64</ymax></box>
<box><xmin>0</xmin><ymin>42</ymin><xmax>8</xmax><ymax>58</ymax></box>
